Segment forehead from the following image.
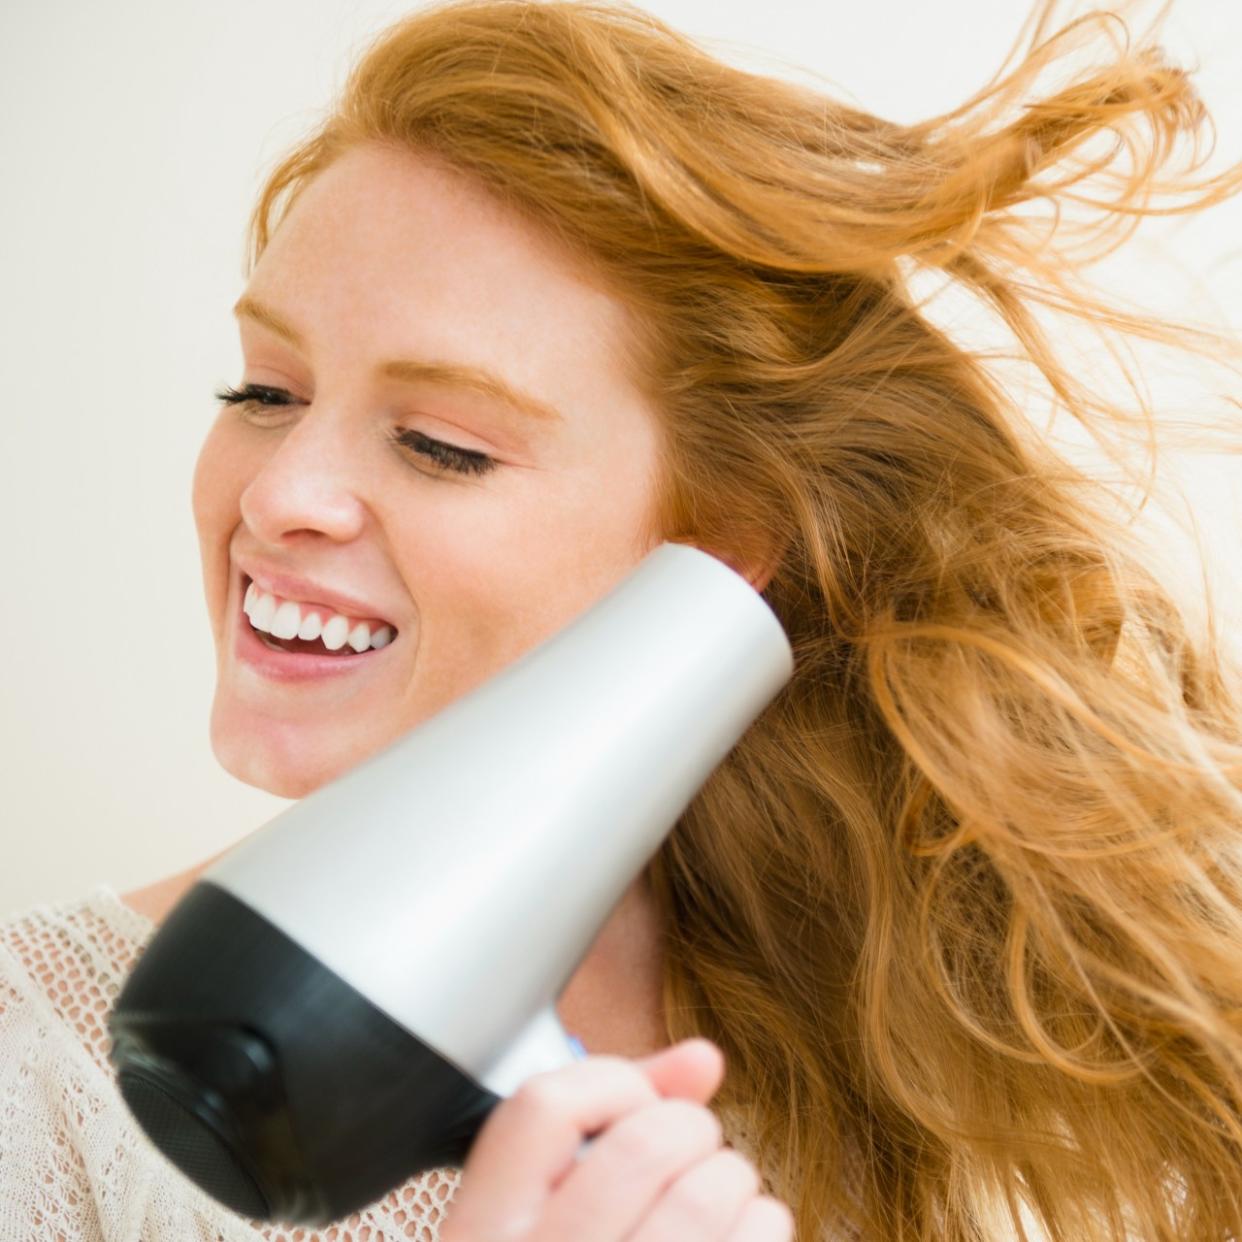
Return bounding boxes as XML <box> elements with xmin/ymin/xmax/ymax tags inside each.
<box><xmin>244</xmin><ymin>144</ymin><xmax>639</xmax><ymax>425</ymax></box>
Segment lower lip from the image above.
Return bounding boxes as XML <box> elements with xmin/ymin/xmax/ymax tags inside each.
<box><xmin>233</xmin><ymin>580</ymin><xmax>398</xmax><ymax>683</ymax></box>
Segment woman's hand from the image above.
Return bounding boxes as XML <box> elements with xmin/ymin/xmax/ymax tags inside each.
<box><xmin>440</xmin><ymin>1037</ymin><xmax>794</xmax><ymax>1241</ymax></box>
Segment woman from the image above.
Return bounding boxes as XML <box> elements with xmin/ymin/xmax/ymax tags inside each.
<box><xmin>3</xmin><ymin>0</ymin><xmax>1242</xmax><ymax>1237</ymax></box>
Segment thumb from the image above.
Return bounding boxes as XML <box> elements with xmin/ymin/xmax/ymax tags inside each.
<box><xmin>633</xmin><ymin>1037</ymin><xmax>725</xmax><ymax>1104</ymax></box>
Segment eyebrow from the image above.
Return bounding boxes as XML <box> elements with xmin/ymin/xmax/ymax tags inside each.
<box><xmin>232</xmin><ymin>294</ymin><xmax>564</xmax><ymax>425</ymax></box>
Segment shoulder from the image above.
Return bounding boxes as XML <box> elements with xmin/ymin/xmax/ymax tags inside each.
<box><xmin>0</xmin><ymin>891</ymin><xmax>277</xmax><ymax>1241</ymax></box>
<box><xmin>116</xmin><ymin>877</ymin><xmax>173</xmax><ymax>923</ymax></box>
<box><xmin>0</xmin><ymin>889</ymin><xmax>154</xmax><ymax>1239</ymax></box>
<box><xmin>0</xmin><ymin>887</ymin><xmax>154</xmax><ymax>1071</ymax></box>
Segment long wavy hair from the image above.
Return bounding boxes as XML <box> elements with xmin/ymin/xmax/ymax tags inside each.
<box><xmin>239</xmin><ymin>1</ymin><xmax>1242</xmax><ymax>1236</ymax></box>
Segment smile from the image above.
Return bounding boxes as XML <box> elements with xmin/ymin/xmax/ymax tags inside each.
<box><xmin>243</xmin><ymin>578</ymin><xmax>398</xmax><ymax>656</ymax></box>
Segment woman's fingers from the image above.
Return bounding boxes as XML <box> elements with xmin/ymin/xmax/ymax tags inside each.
<box><xmin>440</xmin><ymin>1038</ymin><xmax>792</xmax><ymax>1242</ymax></box>
<box><xmin>536</xmin><ymin>1097</ymin><xmax>724</xmax><ymax>1238</ymax></box>
<box><xmin>632</xmin><ymin>1037</ymin><xmax>725</xmax><ymax>1104</ymax></box>
<box><xmin>721</xmin><ymin>1195</ymin><xmax>796</xmax><ymax>1241</ymax></box>
<box><xmin>444</xmin><ymin>1041</ymin><xmax>712</xmax><ymax>1240</ymax></box>
<box><xmin>620</xmin><ymin>1145</ymin><xmax>760</xmax><ymax>1242</ymax></box>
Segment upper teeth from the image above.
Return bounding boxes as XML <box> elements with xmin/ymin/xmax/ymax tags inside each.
<box><xmin>244</xmin><ymin>581</ymin><xmax>395</xmax><ymax>652</ymax></box>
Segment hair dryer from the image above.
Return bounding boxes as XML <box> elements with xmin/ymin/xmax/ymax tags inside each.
<box><xmin>106</xmin><ymin>541</ymin><xmax>794</xmax><ymax>1227</ymax></box>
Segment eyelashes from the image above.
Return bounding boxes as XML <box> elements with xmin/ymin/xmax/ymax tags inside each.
<box><xmin>385</xmin><ymin>425</ymin><xmax>499</xmax><ymax>478</ymax></box>
<box><xmin>212</xmin><ymin>382</ymin><xmax>500</xmax><ymax>478</ymax></box>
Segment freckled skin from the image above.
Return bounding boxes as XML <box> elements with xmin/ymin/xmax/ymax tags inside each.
<box><xmin>163</xmin><ymin>143</ymin><xmax>696</xmax><ymax>1053</ymax></box>
<box><xmin>194</xmin><ymin>142</ymin><xmax>670</xmax><ymax>800</ymax></box>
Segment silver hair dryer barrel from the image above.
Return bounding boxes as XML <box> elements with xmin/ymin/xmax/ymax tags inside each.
<box><xmin>107</xmin><ymin>542</ymin><xmax>794</xmax><ymax>1226</ymax></box>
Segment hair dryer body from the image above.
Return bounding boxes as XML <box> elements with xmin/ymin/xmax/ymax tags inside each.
<box><xmin>108</xmin><ymin>542</ymin><xmax>794</xmax><ymax>1225</ymax></box>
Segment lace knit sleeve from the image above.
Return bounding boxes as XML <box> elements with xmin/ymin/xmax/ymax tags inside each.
<box><xmin>0</xmin><ymin>886</ymin><xmax>462</xmax><ymax>1242</ymax></box>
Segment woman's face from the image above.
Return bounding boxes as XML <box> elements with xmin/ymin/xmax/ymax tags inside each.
<box><xmin>193</xmin><ymin>142</ymin><xmax>666</xmax><ymax>798</ymax></box>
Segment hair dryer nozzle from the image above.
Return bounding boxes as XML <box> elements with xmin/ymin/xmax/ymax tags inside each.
<box><xmin>110</xmin><ymin>881</ymin><xmax>498</xmax><ymax>1225</ymax></box>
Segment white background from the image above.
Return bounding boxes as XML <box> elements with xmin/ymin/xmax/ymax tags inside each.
<box><xmin>2</xmin><ymin>0</ymin><xmax>1240</xmax><ymax>918</ymax></box>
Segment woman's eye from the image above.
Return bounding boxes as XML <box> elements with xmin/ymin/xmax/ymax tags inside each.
<box><xmin>386</xmin><ymin>428</ymin><xmax>499</xmax><ymax>478</ymax></box>
<box><xmin>214</xmin><ymin>382</ymin><xmax>295</xmax><ymax>411</ymax></box>
<box><xmin>212</xmin><ymin>383</ymin><xmax>499</xmax><ymax>478</ymax></box>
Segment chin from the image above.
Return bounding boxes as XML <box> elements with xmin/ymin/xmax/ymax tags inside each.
<box><xmin>208</xmin><ymin>709</ymin><xmax>362</xmax><ymax>800</ymax></box>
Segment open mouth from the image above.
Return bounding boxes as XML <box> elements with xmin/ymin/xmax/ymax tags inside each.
<box><xmin>252</xmin><ymin>629</ymin><xmax>364</xmax><ymax>657</ymax></box>
<box><xmin>242</xmin><ymin>576</ymin><xmax>398</xmax><ymax>657</ymax></box>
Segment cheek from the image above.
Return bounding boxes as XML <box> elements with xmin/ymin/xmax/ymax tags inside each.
<box><xmin>192</xmin><ymin>417</ymin><xmax>248</xmax><ymax>539</ymax></box>
<box><xmin>191</xmin><ymin>419</ymin><xmax>252</xmax><ymax>622</ymax></box>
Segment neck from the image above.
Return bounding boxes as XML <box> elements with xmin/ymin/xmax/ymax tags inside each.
<box><xmin>119</xmin><ymin>849</ymin><xmax>231</xmax><ymax>926</ymax></box>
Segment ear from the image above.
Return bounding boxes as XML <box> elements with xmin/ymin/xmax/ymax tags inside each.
<box><xmin>732</xmin><ymin>557</ymin><xmax>777</xmax><ymax>594</ymax></box>
<box><xmin>705</xmin><ymin>535</ymin><xmax>785</xmax><ymax>595</ymax></box>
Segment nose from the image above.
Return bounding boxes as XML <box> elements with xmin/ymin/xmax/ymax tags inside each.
<box><xmin>238</xmin><ymin>407</ymin><xmax>368</xmax><ymax>548</ymax></box>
